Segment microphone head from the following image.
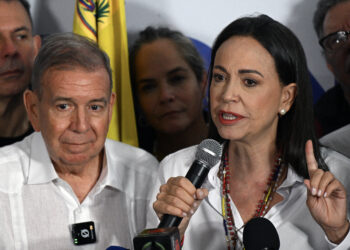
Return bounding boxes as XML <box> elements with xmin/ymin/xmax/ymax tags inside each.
<box><xmin>195</xmin><ymin>139</ymin><xmax>222</xmax><ymax>167</ymax></box>
<box><xmin>243</xmin><ymin>217</ymin><xmax>280</xmax><ymax>250</ymax></box>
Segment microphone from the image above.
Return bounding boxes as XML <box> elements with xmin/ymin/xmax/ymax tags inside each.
<box><xmin>133</xmin><ymin>139</ymin><xmax>223</xmax><ymax>250</ymax></box>
<box><xmin>158</xmin><ymin>138</ymin><xmax>223</xmax><ymax>228</ymax></box>
<box><xmin>243</xmin><ymin>217</ymin><xmax>280</xmax><ymax>250</ymax></box>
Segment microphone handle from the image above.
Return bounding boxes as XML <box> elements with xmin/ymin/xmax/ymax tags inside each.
<box><xmin>157</xmin><ymin>160</ymin><xmax>210</xmax><ymax>228</ymax></box>
<box><xmin>157</xmin><ymin>214</ymin><xmax>182</xmax><ymax>228</ymax></box>
<box><xmin>185</xmin><ymin>160</ymin><xmax>210</xmax><ymax>188</ymax></box>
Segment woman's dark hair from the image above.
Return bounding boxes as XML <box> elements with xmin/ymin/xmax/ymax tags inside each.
<box><xmin>129</xmin><ymin>26</ymin><xmax>206</xmax><ymax>152</ymax></box>
<box><xmin>208</xmin><ymin>14</ymin><xmax>328</xmax><ymax>178</ymax></box>
<box><xmin>129</xmin><ymin>26</ymin><xmax>205</xmax><ymax>86</ymax></box>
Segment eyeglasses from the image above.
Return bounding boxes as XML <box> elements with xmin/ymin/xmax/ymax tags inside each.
<box><xmin>319</xmin><ymin>30</ymin><xmax>350</xmax><ymax>53</ymax></box>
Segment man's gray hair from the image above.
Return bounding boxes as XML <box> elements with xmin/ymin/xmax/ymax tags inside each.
<box><xmin>31</xmin><ymin>32</ymin><xmax>112</xmax><ymax>97</ymax></box>
<box><xmin>313</xmin><ymin>0</ymin><xmax>349</xmax><ymax>39</ymax></box>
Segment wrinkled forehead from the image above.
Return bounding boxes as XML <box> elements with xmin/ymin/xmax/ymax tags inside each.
<box><xmin>40</xmin><ymin>66</ymin><xmax>112</xmax><ymax>96</ymax></box>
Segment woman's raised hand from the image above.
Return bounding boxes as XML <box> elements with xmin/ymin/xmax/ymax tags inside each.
<box><xmin>153</xmin><ymin>176</ymin><xmax>208</xmax><ymax>238</ymax></box>
<box><xmin>304</xmin><ymin>139</ymin><xmax>349</xmax><ymax>244</ymax></box>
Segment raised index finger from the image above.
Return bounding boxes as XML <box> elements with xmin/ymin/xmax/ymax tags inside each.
<box><xmin>305</xmin><ymin>139</ymin><xmax>318</xmax><ymax>175</ymax></box>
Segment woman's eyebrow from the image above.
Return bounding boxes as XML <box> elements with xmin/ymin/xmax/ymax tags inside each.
<box><xmin>238</xmin><ymin>69</ymin><xmax>264</xmax><ymax>78</ymax></box>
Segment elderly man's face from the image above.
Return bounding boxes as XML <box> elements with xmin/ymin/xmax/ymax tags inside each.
<box><xmin>25</xmin><ymin>67</ymin><xmax>115</xmax><ymax>167</ymax></box>
<box><xmin>323</xmin><ymin>1</ymin><xmax>350</xmax><ymax>95</ymax></box>
<box><xmin>0</xmin><ymin>0</ymin><xmax>40</xmax><ymax>98</ymax></box>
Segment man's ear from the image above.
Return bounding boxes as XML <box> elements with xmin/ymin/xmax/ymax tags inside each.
<box><xmin>280</xmin><ymin>83</ymin><xmax>297</xmax><ymax>113</ymax></box>
<box><xmin>23</xmin><ymin>90</ymin><xmax>41</xmax><ymax>131</ymax></box>
<box><xmin>108</xmin><ymin>92</ymin><xmax>116</xmax><ymax>123</ymax></box>
<box><xmin>32</xmin><ymin>35</ymin><xmax>41</xmax><ymax>58</ymax></box>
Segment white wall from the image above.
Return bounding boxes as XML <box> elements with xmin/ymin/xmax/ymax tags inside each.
<box><xmin>28</xmin><ymin>0</ymin><xmax>333</xmax><ymax>90</ymax></box>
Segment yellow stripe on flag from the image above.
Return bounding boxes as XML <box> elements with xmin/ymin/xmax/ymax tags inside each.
<box><xmin>73</xmin><ymin>0</ymin><xmax>138</xmax><ymax>147</ymax></box>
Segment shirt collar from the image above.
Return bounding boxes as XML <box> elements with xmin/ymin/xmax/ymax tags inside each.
<box><xmin>27</xmin><ymin>133</ymin><xmax>116</xmax><ymax>189</ymax></box>
<box><xmin>279</xmin><ymin>164</ymin><xmax>304</xmax><ymax>189</ymax></box>
<box><xmin>98</xmin><ymin>139</ymin><xmax>122</xmax><ymax>191</ymax></box>
<box><xmin>27</xmin><ymin>132</ymin><xmax>59</xmax><ymax>185</ymax></box>
<box><xmin>26</xmin><ymin>136</ymin><xmax>146</xmax><ymax>194</ymax></box>
<box><xmin>205</xmin><ymin>160</ymin><xmax>221</xmax><ymax>190</ymax></box>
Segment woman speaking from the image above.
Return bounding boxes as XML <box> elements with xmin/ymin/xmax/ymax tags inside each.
<box><xmin>149</xmin><ymin>14</ymin><xmax>350</xmax><ymax>249</ymax></box>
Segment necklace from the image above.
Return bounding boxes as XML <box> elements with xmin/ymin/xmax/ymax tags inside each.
<box><xmin>220</xmin><ymin>148</ymin><xmax>284</xmax><ymax>250</ymax></box>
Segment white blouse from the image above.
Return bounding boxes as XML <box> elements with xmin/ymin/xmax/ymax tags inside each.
<box><xmin>147</xmin><ymin>144</ymin><xmax>350</xmax><ymax>250</ymax></box>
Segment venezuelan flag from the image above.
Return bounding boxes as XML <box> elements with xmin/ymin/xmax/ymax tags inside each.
<box><xmin>73</xmin><ymin>0</ymin><xmax>138</xmax><ymax>146</ymax></box>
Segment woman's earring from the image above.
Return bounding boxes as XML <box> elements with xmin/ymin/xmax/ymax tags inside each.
<box><xmin>279</xmin><ymin>109</ymin><xmax>286</xmax><ymax>115</ymax></box>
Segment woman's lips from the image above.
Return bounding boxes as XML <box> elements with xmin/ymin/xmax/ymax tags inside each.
<box><xmin>160</xmin><ymin>110</ymin><xmax>183</xmax><ymax>119</ymax></box>
<box><xmin>218</xmin><ymin>110</ymin><xmax>244</xmax><ymax>125</ymax></box>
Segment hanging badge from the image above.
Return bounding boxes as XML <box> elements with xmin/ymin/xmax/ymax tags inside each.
<box><xmin>71</xmin><ymin>221</ymin><xmax>97</xmax><ymax>245</ymax></box>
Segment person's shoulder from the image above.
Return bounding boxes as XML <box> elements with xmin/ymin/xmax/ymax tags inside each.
<box><xmin>0</xmin><ymin>133</ymin><xmax>35</xmax><ymax>193</ymax></box>
<box><xmin>321</xmin><ymin>147</ymin><xmax>350</xmax><ymax>187</ymax></box>
<box><xmin>321</xmin><ymin>124</ymin><xmax>350</xmax><ymax>141</ymax></box>
<box><xmin>159</xmin><ymin>144</ymin><xmax>198</xmax><ymax>178</ymax></box>
<box><xmin>105</xmin><ymin>139</ymin><xmax>159</xmax><ymax>182</ymax></box>
<box><xmin>320</xmin><ymin>124</ymin><xmax>350</xmax><ymax>158</ymax></box>
<box><xmin>161</xmin><ymin>144</ymin><xmax>197</xmax><ymax>164</ymax></box>
<box><xmin>105</xmin><ymin>139</ymin><xmax>159</xmax><ymax>199</ymax></box>
<box><xmin>321</xmin><ymin>146</ymin><xmax>350</xmax><ymax>166</ymax></box>
<box><xmin>105</xmin><ymin>139</ymin><xmax>158</xmax><ymax>166</ymax></box>
<box><xmin>0</xmin><ymin>132</ymin><xmax>35</xmax><ymax>163</ymax></box>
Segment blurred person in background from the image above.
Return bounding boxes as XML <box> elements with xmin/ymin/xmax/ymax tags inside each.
<box><xmin>0</xmin><ymin>0</ymin><xmax>41</xmax><ymax>146</ymax></box>
<box><xmin>313</xmin><ymin>0</ymin><xmax>350</xmax><ymax>137</ymax></box>
<box><xmin>130</xmin><ymin>27</ymin><xmax>208</xmax><ymax>160</ymax></box>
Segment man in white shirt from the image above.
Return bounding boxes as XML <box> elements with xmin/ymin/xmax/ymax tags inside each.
<box><xmin>0</xmin><ymin>33</ymin><xmax>158</xmax><ymax>249</ymax></box>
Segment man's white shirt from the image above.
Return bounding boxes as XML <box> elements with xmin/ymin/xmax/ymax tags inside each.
<box><xmin>0</xmin><ymin>132</ymin><xmax>158</xmax><ymax>250</ymax></box>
